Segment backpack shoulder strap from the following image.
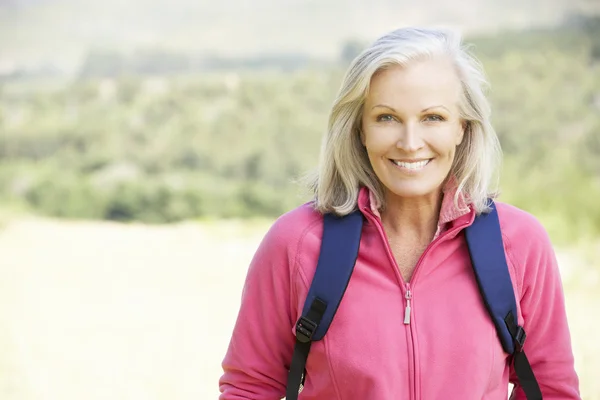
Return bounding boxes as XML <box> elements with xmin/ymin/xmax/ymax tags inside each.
<box><xmin>465</xmin><ymin>200</ymin><xmax>542</xmax><ymax>400</ymax></box>
<box><xmin>286</xmin><ymin>210</ymin><xmax>363</xmax><ymax>400</ymax></box>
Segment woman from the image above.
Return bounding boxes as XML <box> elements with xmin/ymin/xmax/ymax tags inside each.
<box><xmin>218</xmin><ymin>27</ymin><xmax>580</xmax><ymax>399</ymax></box>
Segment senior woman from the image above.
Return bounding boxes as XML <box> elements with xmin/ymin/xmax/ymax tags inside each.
<box><xmin>218</xmin><ymin>27</ymin><xmax>580</xmax><ymax>399</ymax></box>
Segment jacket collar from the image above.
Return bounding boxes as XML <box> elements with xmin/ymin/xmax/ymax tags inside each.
<box><xmin>357</xmin><ymin>178</ymin><xmax>473</xmax><ymax>237</ymax></box>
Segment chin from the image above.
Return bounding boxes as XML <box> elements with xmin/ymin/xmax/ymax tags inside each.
<box><xmin>385</xmin><ymin>180</ymin><xmax>445</xmax><ymax>200</ymax></box>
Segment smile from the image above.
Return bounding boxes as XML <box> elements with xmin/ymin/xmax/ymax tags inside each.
<box><xmin>389</xmin><ymin>159</ymin><xmax>432</xmax><ymax>171</ymax></box>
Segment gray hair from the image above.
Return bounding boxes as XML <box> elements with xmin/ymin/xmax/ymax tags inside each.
<box><xmin>304</xmin><ymin>26</ymin><xmax>502</xmax><ymax>216</ymax></box>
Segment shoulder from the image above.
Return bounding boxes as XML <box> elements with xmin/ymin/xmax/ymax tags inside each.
<box><xmin>268</xmin><ymin>201</ymin><xmax>324</xmax><ymax>241</ymax></box>
<box><xmin>242</xmin><ymin>202</ymin><xmax>325</xmax><ymax>301</ymax></box>
<box><xmin>256</xmin><ymin>201</ymin><xmax>325</xmax><ymax>262</ymax></box>
<box><xmin>492</xmin><ymin>200</ymin><xmax>558</xmax><ymax>289</ymax></box>
<box><xmin>494</xmin><ymin>200</ymin><xmax>552</xmax><ymax>244</ymax></box>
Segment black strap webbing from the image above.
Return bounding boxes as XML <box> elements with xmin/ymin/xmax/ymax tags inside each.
<box><xmin>286</xmin><ymin>340</ymin><xmax>310</xmax><ymax>400</ymax></box>
<box><xmin>505</xmin><ymin>312</ymin><xmax>543</xmax><ymax>399</ymax></box>
<box><xmin>286</xmin><ymin>298</ymin><xmax>327</xmax><ymax>400</ymax></box>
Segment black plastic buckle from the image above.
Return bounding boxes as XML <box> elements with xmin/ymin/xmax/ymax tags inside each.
<box><xmin>514</xmin><ymin>325</ymin><xmax>527</xmax><ymax>352</ymax></box>
<box><xmin>295</xmin><ymin>317</ymin><xmax>317</xmax><ymax>343</ymax></box>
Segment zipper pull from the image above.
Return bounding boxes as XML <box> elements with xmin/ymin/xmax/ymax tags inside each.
<box><xmin>404</xmin><ymin>288</ymin><xmax>412</xmax><ymax>325</ymax></box>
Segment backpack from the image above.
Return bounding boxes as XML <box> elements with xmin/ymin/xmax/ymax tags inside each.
<box><xmin>285</xmin><ymin>200</ymin><xmax>542</xmax><ymax>400</ymax></box>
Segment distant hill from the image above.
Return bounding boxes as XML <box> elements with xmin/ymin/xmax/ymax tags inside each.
<box><xmin>1</xmin><ymin>0</ymin><xmax>599</xmax><ymax>74</ymax></box>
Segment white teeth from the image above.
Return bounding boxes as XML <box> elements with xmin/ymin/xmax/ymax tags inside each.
<box><xmin>392</xmin><ymin>159</ymin><xmax>430</xmax><ymax>170</ymax></box>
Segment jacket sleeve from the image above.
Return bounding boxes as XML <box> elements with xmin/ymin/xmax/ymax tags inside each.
<box><xmin>218</xmin><ymin>217</ymin><xmax>298</xmax><ymax>400</ymax></box>
<box><xmin>507</xmin><ymin>218</ymin><xmax>580</xmax><ymax>399</ymax></box>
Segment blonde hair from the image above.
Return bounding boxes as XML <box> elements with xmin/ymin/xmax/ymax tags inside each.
<box><xmin>304</xmin><ymin>26</ymin><xmax>502</xmax><ymax>216</ymax></box>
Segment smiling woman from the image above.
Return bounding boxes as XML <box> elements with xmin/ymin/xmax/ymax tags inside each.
<box><xmin>218</xmin><ymin>27</ymin><xmax>581</xmax><ymax>400</ymax></box>
<box><xmin>360</xmin><ymin>59</ymin><xmax>466</xmax><ymax>204</ymax></box>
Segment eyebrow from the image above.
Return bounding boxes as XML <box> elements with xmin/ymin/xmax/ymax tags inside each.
<box><xmin>371</xmin><ymin>104</ymin><xmax>451</xmax><ymax>113</ymax></box>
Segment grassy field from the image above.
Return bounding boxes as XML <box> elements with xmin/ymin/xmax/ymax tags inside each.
<box><xmin>0</xmin><ymin>214</ymin><xmax>598</xmax><ymax>399</ymax></box>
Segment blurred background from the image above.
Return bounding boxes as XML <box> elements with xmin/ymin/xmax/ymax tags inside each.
<box><xmin>0</xmin><ymin>0</ymin><xmax>599</xmax><ymax>399</ymax></box>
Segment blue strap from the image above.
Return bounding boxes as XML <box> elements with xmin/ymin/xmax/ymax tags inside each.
<box><xmin>464</xmin><ymin>200</ymin><xmax>517</xmax><ymax>354</ymax></box>
<box><xmin>465</xmin><ymin>201</ymin><xmax>542</xmax><ymax>398</ymax></box>
<box><xmin>300</xmin><ymin>210</ymin><xmax>363</xmax><ymax>341</ymax></box>
<box><xmin>287</xmin><ymin>210</ymin><xmax>363</xmax><ymax>399</ymax></box>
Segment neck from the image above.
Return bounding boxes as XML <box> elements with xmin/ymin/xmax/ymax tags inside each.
<box><xmin>380</xmin><ymin>190</ymin><xmax>443</xmax><ymax>242</ymax></box>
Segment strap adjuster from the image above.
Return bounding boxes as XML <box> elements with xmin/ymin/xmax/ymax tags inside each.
<box><xmin>514</xmin><ymin>325</ymin><xmax>527</xmax><ymax>352</ymax></box>
<box><xmin>295</xmin><ymin>317</ymin><xmax>317</xmax><ymax>343</ymax></box>
<box><xmin>504</xmin><ymin>311</ymin><xmax>527</xmax><ymax>354</ymax></box>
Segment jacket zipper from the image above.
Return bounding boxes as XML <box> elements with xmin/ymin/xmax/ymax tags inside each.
<box><xmin>363</xmin><ymin>207</ymin><xmax>470</xmax><ymax>400</ymax></box>
<box><xmin>405</xmin><ymin>282</ymin><xmax>417</xmax><ymax>399</ymax></box>
<box><xmin>404</xmin><ymin>284</ymin><xmax>412</xmax><ymax>324</ymax></box>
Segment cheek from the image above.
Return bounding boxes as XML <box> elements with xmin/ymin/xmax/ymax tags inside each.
<box><xmin>431</xmin><ymin>129</ymin><xmax>462</xmax><ymax>157</ymax></box>
<box><xmin>363</xmin><ymin>127</ymin><xmax>394</xmax><ymax>153</ymax></box>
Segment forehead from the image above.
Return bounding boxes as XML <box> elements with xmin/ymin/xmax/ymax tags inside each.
<box><xmin>365</xmin><ymin>57</ymin><xmax>462</xmax><ymax>109</ymax></box>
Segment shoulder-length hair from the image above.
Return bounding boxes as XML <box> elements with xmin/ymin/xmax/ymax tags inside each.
<box><xmin>304</xmin><ymin>27</ymin><xmax>502</xmax><ymax>216</ymax></box>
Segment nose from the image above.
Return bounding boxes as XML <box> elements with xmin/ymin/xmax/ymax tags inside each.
<box><xmin>396</xmin><ymin>123</ymin><xmax>424</xmax><ymax>152</ymax></box>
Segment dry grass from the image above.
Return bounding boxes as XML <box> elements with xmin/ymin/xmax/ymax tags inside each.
<box><xmin>0</xmin><ymin>216</ymin><xmax>597</xmax><ymax>399</ymax></box>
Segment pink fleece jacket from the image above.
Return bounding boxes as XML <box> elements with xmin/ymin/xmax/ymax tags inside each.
<box><xmin>219</xmin><ymin>187</ymin><xmax>580</xmax><ymax>399</ymax></box>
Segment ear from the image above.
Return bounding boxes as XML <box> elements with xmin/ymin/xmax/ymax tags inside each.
<box><xmin>359</xmin><ymin>125</ymin><xmax>366</xmax><ymax>146</ymax></box>
<box><xmin>456</xmin><ymin>120</ymin><xmax>467</xmax><ymax>146</ymax></box>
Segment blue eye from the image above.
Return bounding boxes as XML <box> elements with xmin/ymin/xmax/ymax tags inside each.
<box><xmin>424</xmin><ymin>114</ymin><xmax>445</xmax><ymax>122</ymax></box>
<box><xmin>377</xmin><ymin>114</ymin><xmax>395</xmax><ymax>122</ymax></box>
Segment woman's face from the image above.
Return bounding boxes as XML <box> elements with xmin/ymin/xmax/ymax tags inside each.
<box><xmin>361</xmin><ymin>57</ymin><xmax>465</xmax><ymax>203</ymax></box>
